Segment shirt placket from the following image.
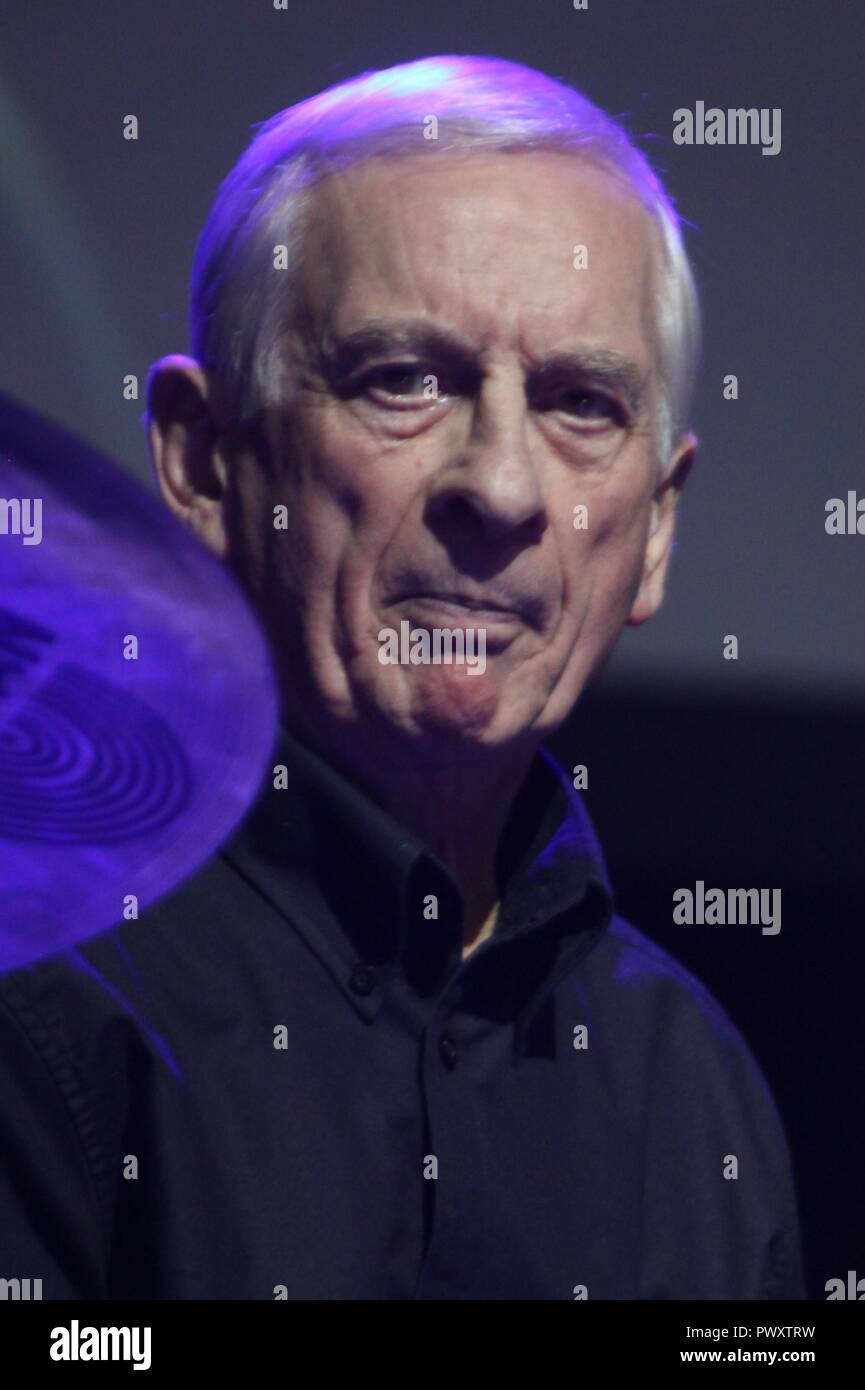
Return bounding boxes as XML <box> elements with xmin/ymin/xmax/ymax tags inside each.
<box><xmin>413</xmin><ymin>986</ymin><xmax>493</xmax><ymax>1299</ymax></box>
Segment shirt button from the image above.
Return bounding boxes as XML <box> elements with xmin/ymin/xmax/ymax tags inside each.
<box><xmin>349</xmin><ymin>963</ymin><xmax>377</xmax><ymax>996</ymax></box>
<box><xmin>439</xmin><ymin>1034</ymin><xmax>459</xmax><ymax>1069</ymax></box>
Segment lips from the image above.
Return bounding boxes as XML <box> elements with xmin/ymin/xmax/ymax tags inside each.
<box><xmin>393</xmin><ymin>589</ymin><xmax>544</xmax><ymax>635</ymax></box>
<box><xmin>412</xmin><ymin>592</ymin><xmax>515</xmax><ymax>614</ymax></box>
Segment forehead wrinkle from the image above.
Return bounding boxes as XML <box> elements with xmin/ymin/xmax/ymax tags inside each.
<box><xmin>294</xmin><ymin>154</ymin><xmax>660</xmax><ymax>396</ymax></box>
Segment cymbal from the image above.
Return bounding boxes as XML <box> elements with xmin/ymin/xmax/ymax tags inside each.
<box><xmin>0</xmin><ymin>392</ymin><xmax>279</xmax><ymax>969</ymax></box>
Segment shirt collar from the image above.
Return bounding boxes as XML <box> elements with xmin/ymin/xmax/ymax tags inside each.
<box><xmin>222</xmin><ymin>725</ymin><xmax>614</xmax><ymax>1043</ymax></box>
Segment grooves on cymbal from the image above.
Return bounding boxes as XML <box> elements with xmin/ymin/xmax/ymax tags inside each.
<box><xmin>0</xmin><ymin>661</ymin><xmax>191</xmax><ymax>843</ymax></box>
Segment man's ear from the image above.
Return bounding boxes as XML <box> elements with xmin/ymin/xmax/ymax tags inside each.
<box><xmin>145</xmin><ymin>354</ymin><xmax>231</xmax><ymax>559</ymax></box>
<box><xmin>626</xmin><ymin>430</ymin><xmax>697</xmax><ymax>627</ymax></box>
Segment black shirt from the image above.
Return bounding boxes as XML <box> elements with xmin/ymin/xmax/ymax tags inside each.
<box><xmin>0</xmin><ymin>726</ymin><xmax>805</xmax><ymax>1299</ymax></box>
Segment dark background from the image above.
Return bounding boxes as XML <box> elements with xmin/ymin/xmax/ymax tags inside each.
<box><xmin>551</xmin><ymin>677</ymin><xmax>865</xmax><ymax>1300</ymax></box>
<box><xmin>2</xmin><ymin>0</ymin><xmax>863</xmax><ymax>1299</ymax></box>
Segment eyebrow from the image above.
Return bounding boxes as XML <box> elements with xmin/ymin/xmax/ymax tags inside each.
<box><xmin>313</xmin><ymin>318</ymin><xmax>649</xmax><ymax>415</ymax></box>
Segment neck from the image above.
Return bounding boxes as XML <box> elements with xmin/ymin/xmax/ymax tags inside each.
<box><xmin>288</xmin><ymin>712</ymin><xmax>537</xmax><ymax>953</ymax></box>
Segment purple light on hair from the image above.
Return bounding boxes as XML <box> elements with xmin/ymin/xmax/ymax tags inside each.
<box><xmin>182</xmin><ymin>54</ymin><xmax>700</xmax><ymax>465</ymax></box>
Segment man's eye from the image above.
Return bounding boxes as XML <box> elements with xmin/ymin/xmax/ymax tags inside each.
<box><xmin>549</xmin><ymin>389</ymin><xmax>622</xmax><ymax>422</ymax></box>
<box><xmin>361</xmin><ymin>364</ymin><xmax>431</xmax><ymax>398</ymax></box>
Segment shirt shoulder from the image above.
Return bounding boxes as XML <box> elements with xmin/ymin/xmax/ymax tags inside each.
<box><xmin>573</xmin><ymin>915</ymin><xmax>805</xmax><ymax>1298</ymax></box>
<box><xmin>0</xmin><ymin>846</ymin><xmax>261</xmax><ymax>1094</ymax></box>
<box><xmin>582</xmin><ymin>913</ymin><xmax>779</xmax><ymax>1102</ymax></box>
<box><xmin>567</xmin><ymin>911</ymin><xmax>801</xmax><ymax>1182</ymax></box>
<box><xmin>600</xmin><ymin>914</ymin><xmax>750</xmax><ymax>1044</ymax></box>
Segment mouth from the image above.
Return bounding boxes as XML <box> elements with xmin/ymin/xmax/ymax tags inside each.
<box><xmin>397</xmin><ymin>593</ymin><xmax>526</xmax><ymax>624</ymax></box>
<box><xmin>392</xmin><ymin>577</ymin><xmax>544</xmax><ymax>622</ymax></box>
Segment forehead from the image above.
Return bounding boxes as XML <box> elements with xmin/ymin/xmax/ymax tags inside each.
<box><xmin>297</xmin><ymin>149</ymin><xmax>659</xmax><ymax>368</ymax></box>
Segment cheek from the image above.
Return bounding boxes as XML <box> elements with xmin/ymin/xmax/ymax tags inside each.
<box><xmin>271</xmin><ymin>418</ymin><xmax>428</xmax><ymax>602</ymax></box>
<box><xmin>559</xmin><ymin>488</ymin><xmax>651</xmax><ymax>626</ymax></box>
<box><xmin>299</xmin><ymin>404</ymin><xmax>420</xmax><ymax>508</ymax></box>
<box><xmin>317</xmin><ymin>418</ymin><xmax>439</xmax><ymax>548</ymax></box>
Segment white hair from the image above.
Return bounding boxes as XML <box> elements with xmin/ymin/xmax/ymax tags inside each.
<box><xmin>188</xmin><ymin>55</ymin><xmax>701</xmax><ymax>473</ymax></box>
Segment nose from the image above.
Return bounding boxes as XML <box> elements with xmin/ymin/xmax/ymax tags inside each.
<box><xmin>426</xmin><ymin>372</ymin><xmax>547</xmax><ymax>545</ymax></box>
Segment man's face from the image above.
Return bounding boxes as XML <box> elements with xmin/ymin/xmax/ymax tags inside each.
<box><xmin>224</xmin><ymin>150</ymin><xmax>691</xmax><ymax>750</ymax></box>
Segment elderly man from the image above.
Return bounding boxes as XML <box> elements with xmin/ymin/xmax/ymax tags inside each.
<box><xmin>0</xmin><ymin>55</ymin><xmax>804</xmax><ymax>1299</ymax></box>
